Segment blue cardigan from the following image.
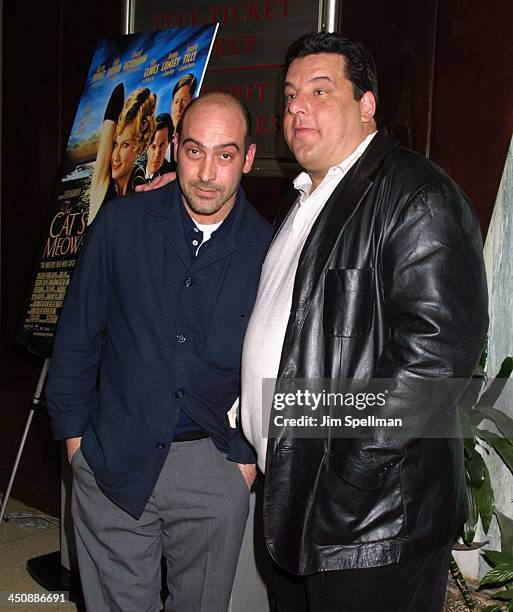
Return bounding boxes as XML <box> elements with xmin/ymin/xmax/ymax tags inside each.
<box><xmin>46</xmin><ymin>182</ymin><xmax>272</xmax><ymax>518</ymax></box>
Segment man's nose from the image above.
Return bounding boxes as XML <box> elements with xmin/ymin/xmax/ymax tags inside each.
<box><xmin>198</xmin><ymin>155</ymin><xmax>216</xmax><ymax>182</ymax></box>
<box><xmin>287</xmin><ymin>92</ymin><xmax>307</xmax><ymax>117</ymax></box>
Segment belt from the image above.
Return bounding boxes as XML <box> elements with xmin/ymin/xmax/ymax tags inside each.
<box><xmin>173</xmin><ymin>430</ymin><xmax>210</xmax><ymax>443</ymax></box>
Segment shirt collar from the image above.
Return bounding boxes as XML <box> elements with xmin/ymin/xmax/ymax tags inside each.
<box><xmin>293</xmin><ymin>131</ymin><xmax>378</xmax><ymax>199</ymax></box>
<box><xmin>179</xmin><ymin>190</ymin><xmax>238</xmax><ymax>258</ymax></box>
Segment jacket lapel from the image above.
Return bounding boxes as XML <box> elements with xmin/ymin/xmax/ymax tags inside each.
<box><xmin>191</xmin><ymin>236</ymin><xmax>239</xmax><ymax>271</ymax></box>
<box><xmin>277</xmin><ymin>129</ymin><xmax>400</xmax><ymax>377</ymax></box>
<box><xmin>144</xmin><ymin>182</ymin><xmax>191</xmax><ymax>267</ymax></box>
<box><xmin>192</xmin><ymin>187</ymin><xmax>256</xmax><ymax>271</ymax></box>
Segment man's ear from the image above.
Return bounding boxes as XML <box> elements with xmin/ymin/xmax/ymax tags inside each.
<box><xmin>243</xmin><ymin>143</ymin><xmax>257</xmax><ymax>174</ymax></box>
<box><xmin>173</xmin><ymin>132</ymin><xmax>179</xmax><ymax>160</ymax></box>
<box><xmin>360</xmin><ymin>92</ymin><xmax>376</xmax><ymax>124</ymax></box>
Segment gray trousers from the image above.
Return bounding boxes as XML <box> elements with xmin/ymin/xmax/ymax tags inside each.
<box><xmin>71</xmin><ymin>438</ymin><xmax>250</xmax><ymax>612</ymax></box>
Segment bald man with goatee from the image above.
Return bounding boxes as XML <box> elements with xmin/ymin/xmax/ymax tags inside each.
<box><xmin>46</xmin><ymin>93</ymin><xmax>272</xmax><ymax>612</ymax></box>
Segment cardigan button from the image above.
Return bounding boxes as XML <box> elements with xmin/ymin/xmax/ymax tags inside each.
<box><xmin>155</xmin><ymin>442</ymin><xmax>165</xmax><ymax>450</ymax></box>
<box><xmin>175</xmin><ymin>389</ymin><xmax>184</xmax><ymax>398</ymax></box>
<box><xmin>184</xmin><ymin>277</ymin><xmax>193</xmax><ymax>287</ymax></box>
<box><xmin>176</xmin><ymin>334</ymin><xmax>186</xmax><ymax>343</ymax></box>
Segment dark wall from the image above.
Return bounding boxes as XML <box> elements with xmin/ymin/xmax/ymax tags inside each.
<box><xmin>339</xmin><ymin>0</ymin><xmax>438</xmax><ymax>156</ymax></box>
<box><xmin>339</xmin><ymin>0</ymin><xmax>513</xmax><ymax>234</ymax></box>
<box><xmin>429</xmin><ymin>0</ymin><xmax>513</xmax><ymax>232</ymax></box>
<box><xmin>2</xmin><ymin>0</ymin><xmax>512</xmax><ymax>514</ymax></box>
<box><xmin>1</xmin><ymin>0</ymin><xmax>124</xmax><ymax>515</ymax></box>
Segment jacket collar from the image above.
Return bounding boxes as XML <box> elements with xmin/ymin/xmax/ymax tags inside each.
<box><xmin>144</xmin><ymin>181</ymin><xmax>256</xmax><ymax>269</ymax></box>
<box><xmin>277</xmin><ymin>127</ymin><xmax>400</xmax><ymax>377</ymax></box>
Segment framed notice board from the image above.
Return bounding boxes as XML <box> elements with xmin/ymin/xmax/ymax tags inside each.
<box><xmin>124</xmin><ymin>1</ymin><xmax>334</xmax><ymax>175</ymax></box>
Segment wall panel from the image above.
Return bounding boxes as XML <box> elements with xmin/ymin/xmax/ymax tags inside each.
<box><xmin>429</xmin><ymin>0</ymin><xmax>513</xmax><ymax>234</ymax></box>
<box><xmin>339</xmin><ymin>0</ymin><xmax>438</xmax><ymax>155</ymax></box>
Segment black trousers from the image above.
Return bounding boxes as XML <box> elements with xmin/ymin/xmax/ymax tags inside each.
<box><xmin>273</xmin><ymin>543</ymin><xmax>452</xmax><ymax>612</ymax></box>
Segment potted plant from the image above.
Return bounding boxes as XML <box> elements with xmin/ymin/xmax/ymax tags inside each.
<box><xmin>451</xmin><ymin>355</ymin><xmax>513</xmax><ymax>610</ymax></box>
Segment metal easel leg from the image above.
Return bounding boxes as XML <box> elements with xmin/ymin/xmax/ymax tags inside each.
<box><xmin>0</xmin><ymin>358</ymin><xmax>50</xmax><ymax>524</ymax></box>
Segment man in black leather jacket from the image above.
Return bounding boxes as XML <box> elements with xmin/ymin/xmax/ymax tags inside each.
<box><xmin>241</xmin><ymin>32</ymin><xmax>488</xmax><ymax>611</ymax></box>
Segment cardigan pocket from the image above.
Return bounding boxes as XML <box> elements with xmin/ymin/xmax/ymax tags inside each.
<box><xmin>323</xmin><ymin>268</ymin><xmax>373</xmax><ymax>337</ymax></box>
<box><xmin>84</xmin><ymin>400</ymin><xmax>133</xmax><ymax>486</ymax></box>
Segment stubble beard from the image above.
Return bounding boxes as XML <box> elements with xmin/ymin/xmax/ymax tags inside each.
<box><xmin>181</xmin><ymin>179</ymin><xmax>236</xmax><ymax>218</ymax></box>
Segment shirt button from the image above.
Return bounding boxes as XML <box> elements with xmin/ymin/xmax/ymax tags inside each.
<box><xmin>192</xmin><ymin>239</ymin><xmax>199</xmax><ymax>246</ymax></box>
<box><xmin>155</xmin><ymin>442</ymin><xmax>165</xmax><ymax>449</ymax></box>
<box><xmin>175</xmin><ymin>389</ymin><xmax>184</xmax><ymax>398</ymax></box>
<box><xmin>193</xmin><ymin>227</ymin><xmax>199</xmax><ymax>233</ymax></box>
<box><xmin>184</xmin><ymin>277</ymin><xmax>193</xmax><ymax>287</ymax></box>
<box><xmin>176</xmin><ymin>334</ymin><xmax>186</xmax><ymax>343</ymax></box>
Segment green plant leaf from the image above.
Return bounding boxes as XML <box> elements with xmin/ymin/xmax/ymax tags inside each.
<box><xmin>496</xmin><ymin>511</ymin><xmax>513</xmax><ymax>555</ymax></box>
<box><xmin>480</xmin><ymin>564</ymin><xmax>513</xmax><ymax>587</ymax></box>
<box><xmin>459</xmin><ymin>406</ymin><xmax>478</xmax><ymax>455</ymax></box>
<box><xmin>465</xmin><ymin>440</ymin><xmax>479</xmax><ymax>459</ymax></box>
<box><xmin>466</xmin><ymin>449</ymin><xmax>487</xmax><ymax>489</ymax></box>
<box><xmin>481</xmin><ymin>605</ymin><xmax>504</xmax><ymax>612</ymax></box>
<box><xmin>488</xmin><ymin>437</ymin><xmax>513</xmax><ymax>477</ymax></box>
<box><xmin>459</xmin><ymin>377</ymin><xmax>485</xmax><ymax>418</ymax></box>
<box><xmin>497</xmin><ymin>357</ymin><xmax>513</xmax><ymax>378</ymax></box>
<box><xmin>479</xmin><ymin>344</ymin><xmax>488</xmax><ymax>372</ymax></box>
<box><xmin>454</xmin><ymin>540</ymin><xmax>488</xmax><ymax>551</ymax></box>
<box><xmin>464</xmin><ymin>436</ymin><xmax>477</xmax><ymax>459</ymax></box>
<box><xmin>464</xmin><ymin>480</ymin><xmax>479</xmax><ymax>545</ymax></box>
<box><xmin>474</xmin><ymin>458</ymin><xmax>495</xmax><ymax>533</ymax></box>
<box><xmin>477</xmin><ymin>428</ymin><xmax>502</xmax><ymax>440</ymax></box>
<box><xmin>474</xmin><ymin>429</ymin><xmax>513</xmax><ymax>476</ymax></box>
<box><xmin>483</xmin><ymin>549</ymin><xmax>513</xmax><ymax>567</ymax></box>
<box><xmin>493</xmin><ymin>588</ymin><xmax>513</xmax><ymax>601</ymax></box>
<box><xmin>477</xmin><ymin>357</ymin><xmax>513</xmax><ymax>410</ymax></box>
<box><xmin>476</xmin><ymin>406</ymin><xmax>513</xmax><ymax>439</ymax></box>
<box><xmin>469</xmin><ymin>412</ymin><xmax>487</xmax><ymax>430</ymax></box>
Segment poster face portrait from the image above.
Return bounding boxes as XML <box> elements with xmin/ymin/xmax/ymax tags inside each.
<box><xmin>146</xmin><ymin>116</ymin><xmax>171</xmax><ymax>176</ymax></box>
<box><xmin>170</xmin><ymin>73</ymin><xmax>197</xmax><ymax>128</ymax></box>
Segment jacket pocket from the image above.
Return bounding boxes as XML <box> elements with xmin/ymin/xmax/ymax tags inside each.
<box><xmin>84</xmin><ymin>401</ymin><xmax>133</xmax><ymax>486</ymax></box>
<box><xmin>312</xmin><ymin>453</ymin><xmax>404</xmax><ymax>546</ymax></box>
<box><xmin>323</xmin><ymin>268</ymin><xmax>373</xmax><ymax>337</ymax></box>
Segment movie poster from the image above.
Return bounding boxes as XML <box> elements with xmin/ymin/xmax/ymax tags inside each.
<box><xmin>17</xmin><ymin>24</ymin><xmax>218</xmax><ymax>357</ymax></box>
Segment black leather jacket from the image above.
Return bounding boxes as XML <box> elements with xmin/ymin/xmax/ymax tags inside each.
<box><xmin>263</xmin><ymin>129</ymin><xmax>488</xmax><ymax>575</ymax></box>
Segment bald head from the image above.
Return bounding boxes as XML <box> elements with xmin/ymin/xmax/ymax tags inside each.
<box><xmin>176</xmin><ymin>92</ymin><xmax>253</xmax><ymax>151</ymax></box>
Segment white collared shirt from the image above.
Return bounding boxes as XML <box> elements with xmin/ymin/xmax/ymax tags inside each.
<box><xmin>240</xmin><ymin>131</ymin><xmax>377</xmax><ymax>472</ymax></box>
